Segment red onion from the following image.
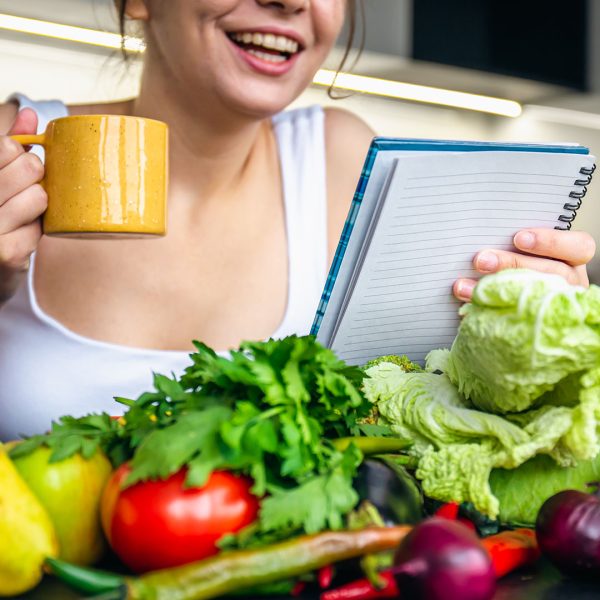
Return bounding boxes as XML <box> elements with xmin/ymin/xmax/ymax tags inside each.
<box><xmin>392</xmin><ymin>518</ymin><xmax>496</xmax><ymax>600</ymax></box>
<box><xmin>536</xmin><ymin>489</ymin><xmax>600</xmax><ymax>576</ymax></box>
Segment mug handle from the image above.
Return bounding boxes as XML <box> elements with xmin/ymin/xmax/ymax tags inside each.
<box><xmin>10</xmin><ymin>134</ymin><xmax>46</xmax><ymax>146</ymax></box>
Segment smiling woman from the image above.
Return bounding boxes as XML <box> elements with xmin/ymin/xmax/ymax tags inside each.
<box><xmin>0</xmin><ymin>0</ymin><xmax>377</xmax><ymax>440</ymax></box>
<box><xmin>0</xmin><ymin>0</ymin><xmax>595</xmax><ymax>441</ymax></box>
<box><xmin>115</xmin><ymin>0</ymin><xmax>363</xmax><ymax>90</ymax></box>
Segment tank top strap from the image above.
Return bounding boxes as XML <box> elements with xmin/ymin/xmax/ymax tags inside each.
<box><xmin>271</xmin><ymin>105</ymin><xmax>328</xmax><ymax>338</ymax></box>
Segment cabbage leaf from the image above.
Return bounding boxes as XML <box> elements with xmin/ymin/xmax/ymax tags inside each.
<box><xmin>364</xmin><ymin>362</ymin><xmax>600</xmax><ymax>518</ymax></box>
<box><xmin>437</xmin><ymin>269</ymin><xmax>600</xmax><ymax>414</ymax></box>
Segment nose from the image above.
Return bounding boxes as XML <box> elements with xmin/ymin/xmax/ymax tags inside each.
<box><xmin>256</xmin><ymin>0</ymin><xmax>308</xmax><ymax>14</ymax></box>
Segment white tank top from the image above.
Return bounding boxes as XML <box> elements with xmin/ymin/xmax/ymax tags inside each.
<box><xmin>0</xmin><ymin>94</ymin><xmax>328</xmax><ymax>440</ymax></box>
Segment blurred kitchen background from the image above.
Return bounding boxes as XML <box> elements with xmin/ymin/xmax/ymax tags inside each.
<box><xmin>1</xmin><ymin>0</ymin><xmax>600</xmax><ymax>280</ymax></box>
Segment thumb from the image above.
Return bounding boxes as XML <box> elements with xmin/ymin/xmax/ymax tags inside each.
<box><xmin>7</xmin><ymin>107</ymin><xmax>39</xmax><ymax>136</ymax></box>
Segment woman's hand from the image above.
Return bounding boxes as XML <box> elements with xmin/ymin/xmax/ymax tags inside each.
<box><xmin>0</xmin><ymin>108</ymin><xmax>46</xmax><ymax>300</ymax></box>
<box><xmin>453</xmin><ymin>228</ymin><xmax>597</xmax><ymax>302</ymax></box>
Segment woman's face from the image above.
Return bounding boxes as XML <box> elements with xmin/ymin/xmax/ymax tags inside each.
<box><xmin>134</xmin><ymin>0</ymin><xmax>347</xmax><ymax>118</ymax></box>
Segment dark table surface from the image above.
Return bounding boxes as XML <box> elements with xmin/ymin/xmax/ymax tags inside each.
<box><xmin>15</xmin><ymin>560</ymin><xmax>600</xmax><ymax>600</ymax></box>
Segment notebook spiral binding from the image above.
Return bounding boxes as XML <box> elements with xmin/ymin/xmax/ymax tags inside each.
<box><xmin>555</xmin><ymin>163</ymin><xmax>597</xmax><ymax>230</ymax></box>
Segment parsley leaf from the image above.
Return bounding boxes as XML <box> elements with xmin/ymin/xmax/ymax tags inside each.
<box><xmin>126</xmin><ymin>406</ymin><xmax>232</xmax><ymax>486</ymax></box>
<box><xmin>259</xmin><ymin>445</ymin><xmax>362</xmax><ymax>534</ymax></box>
<box><xmin>12</xmin><ymin>335</ymin><xmax>391</xmax><ymax>544</ymax></box>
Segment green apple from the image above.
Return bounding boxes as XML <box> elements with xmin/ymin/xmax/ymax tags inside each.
<box><xmin>12</xmin><ymin>446</ymin><xmax>113</xmax><ymax>566</ymax></box>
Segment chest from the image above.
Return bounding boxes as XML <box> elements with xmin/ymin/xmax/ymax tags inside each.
<box><xmin>33</xmin><ymin>183</ymin><xmax>289</xmax><ymax>351</ymax></box>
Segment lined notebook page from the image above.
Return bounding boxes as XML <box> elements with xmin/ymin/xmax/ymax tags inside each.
<box><xmin>330</xmin><ymin>151</ymin><xmax>595</xmax><ymax>365</ymax></box>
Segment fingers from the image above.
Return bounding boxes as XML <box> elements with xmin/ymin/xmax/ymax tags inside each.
<box><xmin>0</xmin><ymin>184</ymin><xmax>48</xmax><ymax>236</ymax></box>
<box><xmin>453</xmin><ymin>231</ymin><xmax>594</xmax><ymax>302</ymax></box>
<box><xmin>0</xmin><ymin>150</ymin><xmax>44</xmax><ymax>204</ymax></box>
<box><xmin>0</xmin><ymin>109</ymin><xmax>45</xmax><ymax>273</ymax></box>
<box><xmin>0</xmin><ymin>221</ymin><xmax>42</xmax><ymax>272</ymax></box>
<box><xmin>7</xmin><ymin>107</ymin><xmax>39</xmax><ymax>137</ymax></box>
<box><xmin>453</xmin><ymin>279</ymin><xmax>477</xmax><ymax>302</ymax></box>
<box><xmin>0</xmin><ymin>135</ymin><xmax>24</xmax><ymax>170</ymax></box>
<box><xmin>513</xmin><ymin>228</ymin><xmax>596</xmax><ymax>267</ymax></box>
<box><xmin>473</xmin><ymin>249</ymin><xmax>585</xmax><ymax>285</ymax></box>
<box><xmin>454</xmin><ymin>244</ymin><xmax>592</xmax><ymax>302</ymax></box>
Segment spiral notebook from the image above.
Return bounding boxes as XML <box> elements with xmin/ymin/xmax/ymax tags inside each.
<box><xmin>311</xmin><ymin>138</ymin><xmax>596</xmax><ymax>365</ymax></box>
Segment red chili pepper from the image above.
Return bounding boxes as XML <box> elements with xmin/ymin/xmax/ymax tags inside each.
<box><xmin>320</xmin><ymin>571</ymin><xmax>398</xmax><ymax>600</ymax></box>
<box><xmin>320</xmin><ymin>527</ymin><xmax>539</xmax><ymax>600</ymax></box>
<box><xmin>292</xmin><ymin>581</ymin><xmax>307</xmax><ymax>597</ymax></box>
<box><xmin>434</xmin><ymin>502</ymin><xmax>459</xmax><ymax>520</ymax></box>
<box><xmin>457</xmin><ymin>517</ymin><xmax>477</xmax><ymax>532</ymax></box>
<box><xmin>434</xmin><ymin>503</ymin><xmax>477</xmax><ymax>532</ymax></box>
<box><xmin>481</xmin><ymin>528</ymin><xmax>540</xmax><ymax>578</ymax></box>
<box><xmin>318</xmin><ymin>564</ymin><xmax>335</xmax><ymax>589</ymax></box>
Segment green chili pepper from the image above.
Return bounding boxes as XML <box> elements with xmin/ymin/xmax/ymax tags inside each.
<box><xmin>48</xmin><ymin>527</ymin><xmax>410</xmax><ymax>600</ymax></box>
<box><xmin>127</xmin><ymin>526</ymin><xmax>410</xmax><ymax>600</ymax></box>
<box><xmin>331</xmin><ymin>437</ymin><xmax>412</xmax><ymax>455</ymax></box>
<box><xmin>228</xmin><ymin>579</ymin><xmax>297</xmax><ymax>596</ymax></box>
<box><xmin>44</xmin><ymin>557</ymin><xmax>126</xmax><ymax>595</ymax></box>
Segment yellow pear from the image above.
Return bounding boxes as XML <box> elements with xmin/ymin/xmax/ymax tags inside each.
<box><xmin>0</xmin><ymin>444</ymin><xmax>59</xmax><ymax>597</ymax></box>
<box><xmin>12</xmin><ymin>445</ymin><xmax>113</xmax><ymax>566</ymax></box>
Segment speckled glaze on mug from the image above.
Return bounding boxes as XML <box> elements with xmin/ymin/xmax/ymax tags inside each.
<box><xmin>11</xmin><ymin>114</ymin><xmax>168</xmax><ymax>237</ymax></box>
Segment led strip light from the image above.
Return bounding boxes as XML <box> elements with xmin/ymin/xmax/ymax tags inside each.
<box><xmin>313</xmin><ymin>70</ymin><xmax>522</xmax><ymax>117</ymax></box>
<box><xmin>0</xmin><ymin>13</ymin><xmax>144</xmax><ymax>52</ymax></box>
<box><xmin>0</xmin><ymin>13</ymin><xmax>522</xmax><ymax>118</ymax></box>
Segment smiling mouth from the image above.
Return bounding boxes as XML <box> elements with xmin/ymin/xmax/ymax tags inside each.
<box><xmin>227</xmin><ymin>31</ymin><xmax>302</xmax><ymax>64</ymax></box>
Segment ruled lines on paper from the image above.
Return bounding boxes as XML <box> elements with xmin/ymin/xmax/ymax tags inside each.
<box><xmin>329</xmin><ymin>151</ymin><xmax>590</xmax><ymax>365</ymax></box>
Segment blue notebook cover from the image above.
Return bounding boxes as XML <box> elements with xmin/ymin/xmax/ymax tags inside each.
<box><xmin>311</xmin><ymin>138</ymin><xmax>592</xmax><ymax>358</ymax></box>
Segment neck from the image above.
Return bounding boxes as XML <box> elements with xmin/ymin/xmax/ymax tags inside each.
<box><xmin>131</xmin><ymin>64</ymin><xmax>271</xmax><ymax>202</ymax></box>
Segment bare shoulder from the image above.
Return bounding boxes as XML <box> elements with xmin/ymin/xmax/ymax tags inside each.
<box><xmin>0</xmin><ymin>102</ymin><xmax>19</xmax><ymax>135</ymax></box>
<box><xmin>324</xmin><ymin>106</ymin><xmax>374</xmax><ymax>158</ymax></box>
<box><xmin>323</xmin><ymin>107</ymin><xmax>375</xmax><ymax>260</ymax></box>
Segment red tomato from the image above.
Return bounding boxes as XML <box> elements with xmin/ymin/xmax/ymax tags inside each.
<box><xmin>101</xmin><ymin>464</ymin><xmax>259</xmax><ymax>573</ymax></box>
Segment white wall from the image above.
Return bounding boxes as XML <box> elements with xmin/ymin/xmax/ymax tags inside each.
<box><xmin>0</xmin><ymin>0</ymin><xmax>118</xmax><ymax>30</ymax></box>
<box><xmin>0</xmin><ymin>35</ymin><xmax>141</xmax><ymax>104</ymax></box>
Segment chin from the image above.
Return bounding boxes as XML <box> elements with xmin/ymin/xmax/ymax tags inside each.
<box><xmin>219</xmin><ymin>82</ymin><xmax>309</xmax><ymax>120</ymax></box>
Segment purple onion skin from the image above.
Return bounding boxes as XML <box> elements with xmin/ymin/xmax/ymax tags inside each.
<box><xmin>393</xmin><ymin>518</ymin><xmax>496</xmax><ymax>600</ymax></box>
<box><xmin>536</xmin><ymin>490</ymin><xmax>600</xmax><ymax>576</ymax></box>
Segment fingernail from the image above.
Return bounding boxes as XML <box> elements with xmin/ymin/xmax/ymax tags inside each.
<box><xmin>476</xmin><ymin>251</ymin><xmax>499</xmax><ymax>273</ymax></box>
<box><xmin>515</xmin><ymin>231</ymin><xmax>536</xmax><ymax>250</ymax></box>
<box><xmin>456</xmin><ymin>280</ymin><xmax>476</xmax><ymax>300</ymax></box>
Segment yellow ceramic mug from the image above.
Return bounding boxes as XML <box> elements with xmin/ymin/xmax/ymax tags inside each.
<box><xmin>11</xmin><ymin>114</ymin><xmax>168</xmax><ymax>237</ymax></box>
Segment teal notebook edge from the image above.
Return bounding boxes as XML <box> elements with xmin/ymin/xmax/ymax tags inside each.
<box><xmin>310</xmin><ymin>137</ymin><xmax>591</xmax><ymax>337</ymax></box>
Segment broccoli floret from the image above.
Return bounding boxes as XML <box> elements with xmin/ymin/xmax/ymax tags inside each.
<box><xmin>363</xmin><ymin>355</ymin><xmax>422</xmax><ymax>372</ymax></box>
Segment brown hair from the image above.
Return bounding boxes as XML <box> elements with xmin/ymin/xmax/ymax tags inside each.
<box><xmin>116</xmin><ymin>0</ymin><xmax>127</xmax><ymax>47</ymax></box>
<box><xmin>332</xmin><ymin>0</ymin><xmax>365</xmax><ymax>97</ymax></box>
<box><xmin>114</xmin><ymin>0</ymin><xmax>365</xmax><ymax>97</ymax></box>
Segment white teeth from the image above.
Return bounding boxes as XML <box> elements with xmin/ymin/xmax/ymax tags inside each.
<box><xmin>264</xmin><ymin>33</ymin><xmax>275</xmax><ymax>48</ymax></box>
<box><xmin>246</xmin><ymin>49</ymin><xmax>287</xmax><ymax>63</ymax></box>
<box><xmin>231</xmin><ymin>32</ymin><xmax>300</xmax><ymax>55</ymax></box>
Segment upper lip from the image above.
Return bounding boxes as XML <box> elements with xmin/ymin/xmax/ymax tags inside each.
<box><xmin>226</xmin><ymin>26</ymin><xmax>307</xmax><ymax>50</ymax></box>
